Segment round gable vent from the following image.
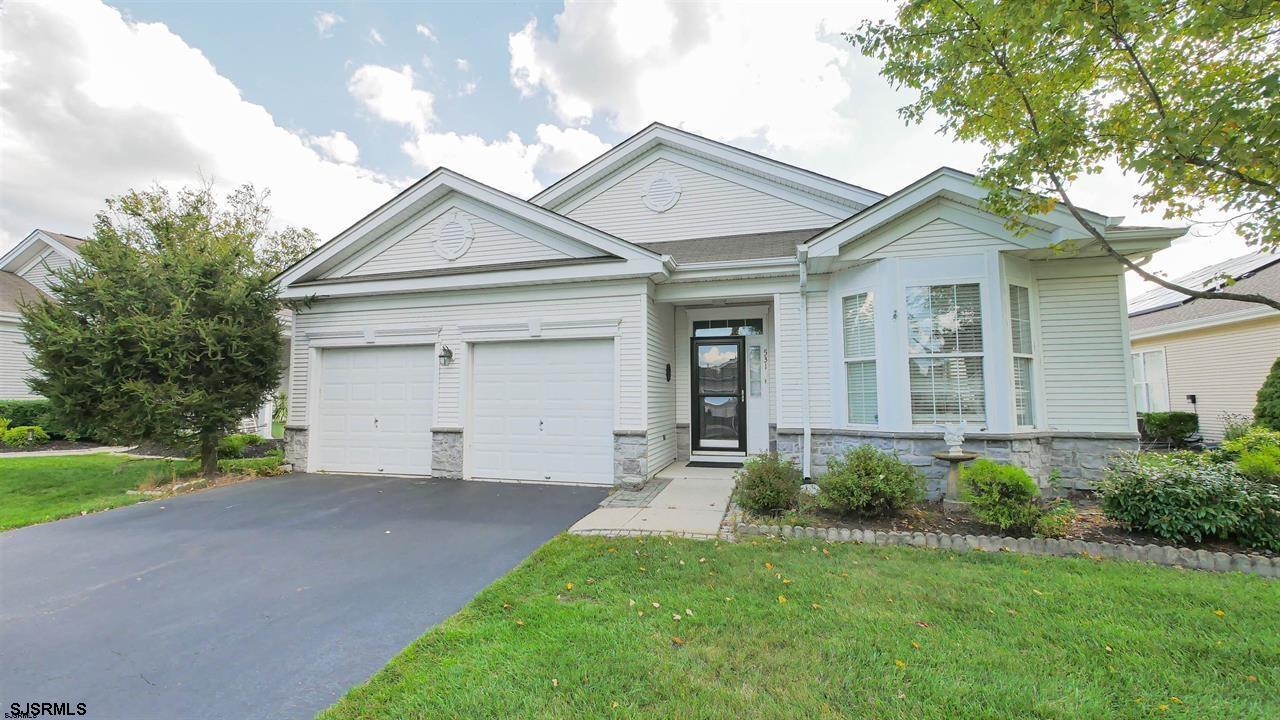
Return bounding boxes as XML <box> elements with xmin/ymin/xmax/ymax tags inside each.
<box><xmin>434</xmin><ymin>211</ymin><xmax>475</xmax><ymax>260</ymax></box>
<box><xmin>642</xmin><ymin>171</ymin><xmax>681</xmax><ymax>213</ymax></box>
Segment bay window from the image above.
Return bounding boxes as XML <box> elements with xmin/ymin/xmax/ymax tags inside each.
<box><xmin>842</xmin><ymin>292</ymin><xmax>877</xmax><ymax>424</ymax></box>
<box><xmin>1008</xmin><ymin>284</ymin><xmax>1036</xmax><ymax>426</ymax></box>
<box><xmin>906</xmin><ymin>283</ymin><xmax>986</xmax><ymax>424</ymax></box>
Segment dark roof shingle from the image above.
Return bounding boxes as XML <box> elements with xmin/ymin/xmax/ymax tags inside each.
<box><xmin>637</xmin><ymin>227</ymin><xmax>827</xmax><ymax>263</ymax></box>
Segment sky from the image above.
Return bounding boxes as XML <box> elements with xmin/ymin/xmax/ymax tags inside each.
<box><xmin>0</xmin><ymin>0</ymin><xmax>1253</xmax><ymax>297</ymax></box>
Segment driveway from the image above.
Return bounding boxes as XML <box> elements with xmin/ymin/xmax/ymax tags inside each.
<box><xmin>0</xmin><ymin>473</ymin><xmax>605</xmax><ymax>720</ymax></box>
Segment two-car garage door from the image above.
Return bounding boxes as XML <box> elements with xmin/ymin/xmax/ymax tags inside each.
<box><xmin>312</xmin><ymin>339</ymin><xmax>614</xmax><ymax>485</ymax></box>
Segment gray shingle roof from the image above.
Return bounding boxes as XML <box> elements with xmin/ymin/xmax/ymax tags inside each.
<box><xmin>0</xmin><ymin>270</ymin><xmax>43</xmax><ymax>314</ymax></box>
<box><xmin>1128</xmin><ymin>250</ymin><xmax>1279</xmax><ymax>315</ymax></box>
<box><xmin>1128</xmin><ymin>257</ymin><xmax>1280</xmax><ymax>332</ymax></box>
<box><xmin>637</xmin><ymin>227</ymin><xmax>828</xmax><ymax>263</ymax></box>
<box><xmin>38</xmin><ymin>230</ymin><xmax>85</xmax><ymax>251</ymax></box>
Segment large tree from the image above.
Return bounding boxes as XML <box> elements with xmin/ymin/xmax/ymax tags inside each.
<box><xmin>21</xmin><ymin>184</ymin><xmax>317</xmax><ymax>477</ymax></box>
<box><xmin>852</xmin><ymin>0</ymin><xmax>1280</xmax><ymax>310</ymax></box>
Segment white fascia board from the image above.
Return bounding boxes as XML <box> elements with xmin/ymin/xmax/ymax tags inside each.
<box><xmin>279</xmin><ymin>261</ymin><xmax>661</xmax><ymax>300</ymax></box>
<box><xmin>276</xmin><ymin>168</ymin><xmax>663</xmax><ymax>289</ymax></box>
<box><xmin>805</xmin><ymin>168</ymin><xmax>1113</xmax><ymax>258</ymax></box>
<box><xmin>665</xmin><ymin>258</ymin><xmax>800</xmax><ymax>283</ymax></box>
<box><xmin>0</xmin><ymin>230</ymin><xmax>82</xmax><ymax>272</ymax></box>
<box><xmin>531</xmin><ymin>123</ymin><xmax>883</xmax><ymax>211</ymax></box>
<box><xmin>1129</xmin><ymin>305</ymin><xmax>1277</xmax><ymax>340</ymax></box>
<box><xmin>654</xmin><ymin>275</ymin><xmax>801</xmax><ymax>303</ymax></box>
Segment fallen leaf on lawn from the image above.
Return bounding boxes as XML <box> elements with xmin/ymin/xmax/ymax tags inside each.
<box><xmin>587</xmin><ymin>578</ymin><xmax>595</xmax><ymax>585</ymax></box>
<box><xmin>699</xmin><ymin>557</ymin><xmax>706</xmax><ymax>563</ymax></box>
<box><xmin>612</xmin><ymin>701</ymin><xmax>619</xmax><ymax>708</ymax></box>
<box><xmin>608</xmin><ymin>547</ymin><xmax>617</xmax><ymax>553</ymax></box>
<box><xmin>783</xmin><ymin>578</ymin><xmax>793</xmax><ymax>585</ymax></box>
<box><xmin>915</xmin><ymin>621</ymin><xmax>930</xmax><ymax>628</ymax></box>
<box><xmin>810</xmin><ymin>603</ymin><xmax>821</xmax><ymax>609</ymax></box>
<box><xmin>911</xmin><ymin>642</ymin><xmax>921</xmax><ymax>650</ymax></box>
<box><xmin>1105</xmin><ymin>645</ymin><xmax>1113</xmax><ymax>653</ymax></box>
<box><xmin>1214</xmin><ymin>609</ymin><xmax>1225</xmax><ymax>618</ymax></box>
<box><xmin>503</xmin><ymin>602</ymin><xmax>512</xmax><ymax>610</ymax></box>
<box><xmin>551</xmin><ymin>679</ymin><xmax>558</xmax><ymax>688</ymax></box>
<box><xmin>639</xmin><ymin>567</ymin><xmax>646</xmax><ymax>572</ymax></box>
<box><xmin>638</xmin><ymin>611</ymin><xmax>644</xmax><ymax>617</ymax></box>
<box><xmin>778</xmin><ymin>595</ymin><xmax>787</xmax><ymax>604</ymax></box>
<box><xmin>1170</xmin><ymin>697</ymin><xmax>1182</xmax><ymax>705</ymax></box>
<box><xmin>822</xmin><ymin>548</ymin><xmax>830</xmax><ymax>556</ymax></box>
<box><xmin>672</xmin><ymin>614</ymin><xmax>682</xmax><ymax>621</ymax></box>
<box><xmin>765</xmin><ymin>562</ymin><xmax>773</xmax><ymax>569</ymax></box>
<box><xmin>1247</xmin><ymin>675</ymin><xmax>1258</xmax><ymax>682</ymax></box>
<box><xmin>895</xmin><ymin>659</ymin><xmax>906</xmax><ymax>668</ymax></box>
<box><xmin>685</xmin><ymin>608</ymin><xmax>694</xmax><ymax>616</ymax></box>
<box><xmin>671</xmin><ymin>636</ymin><xmax>685</xmax><ymax>646</ymax></box>
<box><xmin>1158</xmin><ymin>704</ymin><xmax>1168</xmax><ymax>712</ymax></box>
<box><xmin>515</xmin><ymin>619</ymin><xmax>525</xmax><ymax>626</ymax></box>
<box><xmin>652</xmin><ymin>602</ymin><xmax>661</xmax><ymax>608</ymax></box>
<box><xmin>724</xmin><ymin>597</ymin><xmax>734</xmax><ymax>602</ymax></box>
<box><xmin>629</xmin><ymin>599</ymin><xmax>636</xmax><ymax>607</ymax></box>
<box><xmin>775</xmin><ymin>573</ymin><xmax>782</xmax><ymax>579</ymax></box>
<box><xmin>566</xmin><ymin>583</ymin><xmax>574</xmax><ymax>591</ymax></box>
<box><xmin>1007</xmin><ymin>609</ymin><xmax>1017</xmax><ymax>616</ymax></box>
<box><xmin>679</xmin><ymin>560</ymin><xmax>685</xmax><ymax>566</ymax></box>
<box><xmin>1032</xmin><ymin>589</ymin><xmax>1043</xmax><ymax>596</ymax></box>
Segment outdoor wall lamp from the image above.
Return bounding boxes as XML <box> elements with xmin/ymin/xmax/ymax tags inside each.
<box><xmin>439</xmin><ymin>345</ymin><xmax>454</xmax><ymax>366</ymax></box>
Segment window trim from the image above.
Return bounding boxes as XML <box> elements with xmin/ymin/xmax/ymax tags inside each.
<box><xmin>904</xmin><ymin>281</ymin><xmax>988</xmax><ymax>426</ymax></box>
<box><xmin>840</xmin><ymin>290</ymin><xmax>879</xmax><ymax>426</ymax></box>
<box><xmin>1131</xmin><ymin>347</ymin><xmax>1170</xmax><ymax>413</ymax></box>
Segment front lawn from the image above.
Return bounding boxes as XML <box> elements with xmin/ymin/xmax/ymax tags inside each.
<box><xmin>0</xmin><ymin>453</ymin><xmax>196</xmax><ymax>531</ymax></box>
<box><xmin>322</xmin><ymin>535</ymin><xmax>1277</xmax><ymax>720</ymax></box>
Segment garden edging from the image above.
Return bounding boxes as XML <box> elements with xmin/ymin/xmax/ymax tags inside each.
<box><xmin>734</xmin><ymin>522</ymin><xmax>1277</xmax><ymax>578</ymax></box>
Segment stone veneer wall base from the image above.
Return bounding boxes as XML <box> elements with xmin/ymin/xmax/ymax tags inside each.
<box><xmin>431</xmin><ymin>429</ymin><xmax>463</xmax><ymax>479</ymax></box>
<box><xmin>283</xmin><ymin>426</ymin><xmax>308</xmax><ymax>470</ymax></box>
<box><xmin>733</xmin><ymin>522</ymin><xmax>1277</xmax><ymax>578</ymax></box>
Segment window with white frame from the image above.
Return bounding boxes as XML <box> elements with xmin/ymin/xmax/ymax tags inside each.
<box><xmin>906</xmin><ymin>283</ymin><xmax>986</xmax><ymax>424</ymax></box>
<box><xmin>1008</xmin><ymin>285</ymin><xmax>1036</xmax><ymax>426</ymax></box>
<box><xmin>842</xmin><ymin>292</ymin><xmax>877</xmax><ymax>424</ymax></box>
<box><xmin>1131</xmin><ymin>349</ymin><xmax>1169</xmax><ymax>412</ymax></box>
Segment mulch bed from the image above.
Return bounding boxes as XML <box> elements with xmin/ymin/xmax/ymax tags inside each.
<box><xmin>764</xmin><ymin>496</ymin><xmax>1273</xmax><ymax>558</ymax></box>
<box><xmin>0</xmin><ymin>440</ymin><xmax>106</xmax><ymax>454</ymax></box>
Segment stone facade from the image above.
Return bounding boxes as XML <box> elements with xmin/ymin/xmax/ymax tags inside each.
<box><xmin>776</xmin><ymin>429</ymin><xmax>1138</xmax><ymax>494</ymax></box>
<box><xmin>431</xmin><ymin>429</ymin><xmax>463</xmax><ymax>479</ymax></box>
<box><xmin>675</xmin><ymin>424</ymin><xmax>690</xmax><ymax>460</ymax></box>
<box><xmin>614</xmin><ymin>432</ymin><xmax>648</xmax><ymax>489</ymax></box>
<box><xmin>283</xmin><ymin>426</ymin><xmax>308</xmax><ymax>470</ymax></box>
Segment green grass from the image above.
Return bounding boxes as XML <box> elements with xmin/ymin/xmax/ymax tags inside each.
<box><xmin>322</xmin><ymin>535</ymin><xmax>1278</xmax><ymax>720</ymax></box>
<box><xmin>0</xmin><ymin>453</ymin><xmax>198</xmax><ymax>531</ymax></box>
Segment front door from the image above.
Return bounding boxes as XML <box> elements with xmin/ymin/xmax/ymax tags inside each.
<box><xmin>691</xmin><ymin>337</ymin><xmax>746</xmax><ymax>453</ymax></box>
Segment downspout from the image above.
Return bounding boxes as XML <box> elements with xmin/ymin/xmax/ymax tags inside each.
<box><xmin>797</xmin><ymin>246</ymin><xmax>812</xmax><ymax>481</ymax></box>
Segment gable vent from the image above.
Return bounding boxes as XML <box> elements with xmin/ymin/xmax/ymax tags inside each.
<box><xmin>434</xmin><ymin>211</ymin><xmax>475</xmax><ymax>260</ymax></box>
<box><xmin>642</xmin><ymin>171</ymin><xmax>682</xmax><ymax>213</ymax></box>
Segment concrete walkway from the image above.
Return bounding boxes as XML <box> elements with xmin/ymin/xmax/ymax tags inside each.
<box><xmin>570</xmin><ymin>461</ymin><xmax>736</xmax><ymax>538</ymax></box>
<box><xmin>0</xmin><ymin>445</ymin><xmax>133</xmax><ymax>459</ymax></box>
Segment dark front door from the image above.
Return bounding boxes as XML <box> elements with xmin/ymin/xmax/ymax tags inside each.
<box><xmin>691</xmin><ymin>337</ymin><xmax>746</xmax><ymax>453</ymax></box>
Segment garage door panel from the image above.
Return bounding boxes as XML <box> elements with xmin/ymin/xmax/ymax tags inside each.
<box><xmin>470</xmin><ymin>339</ymin><xmax>614</xmax><ymax>485</ymax></box>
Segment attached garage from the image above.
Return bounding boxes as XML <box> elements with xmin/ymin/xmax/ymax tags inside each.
<box><xmin>469</xmin><ymin>338</ymin><xmax>614</xmax><ymax>485</ymax></box>
<box><xmin>312</xmin><ymin>345</ymin><xmax>435</xmax><ymax>476</ymax></box>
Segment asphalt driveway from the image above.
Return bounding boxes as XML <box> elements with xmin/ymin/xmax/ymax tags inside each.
<box><xmin>0</xmin><ymin>473</ymin><xmax>605</xmax><ymax>720</ymax></box>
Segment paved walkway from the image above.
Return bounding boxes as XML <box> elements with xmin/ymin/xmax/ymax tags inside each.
<box><xmin>0</xmin><ymin>445</ymin><xmax>133</xmax><ymax>459</ymax></box>
<box><xmin>570</xmin><ymin>461</ymin><xmax>736</xmax><ymax>538</ymax></box>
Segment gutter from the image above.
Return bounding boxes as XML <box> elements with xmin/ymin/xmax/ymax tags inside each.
<box><xmin>797</xmin><ymin>246</ymin><xmax>812</xmax><ymax>480</ymax></box>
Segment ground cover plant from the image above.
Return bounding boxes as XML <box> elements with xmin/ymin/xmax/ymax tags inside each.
<box><xmin>321</xmin><ymin>534</ymin><xmax>1278</xmax><ymax>720</ymax></box>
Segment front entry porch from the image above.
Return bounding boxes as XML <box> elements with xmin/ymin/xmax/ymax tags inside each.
<box><xmin>569</xmin><ymin>461</ymin><xmax>736</xmax><ymax>538</ymax></box>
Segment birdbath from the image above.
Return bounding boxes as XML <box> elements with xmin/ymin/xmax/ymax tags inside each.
<box><xmin>931</xmin><ymin>423</ymin><xmax>979</xmax><ymax>514</ymax></box>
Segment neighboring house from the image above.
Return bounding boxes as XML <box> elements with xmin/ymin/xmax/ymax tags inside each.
<box><xmin>1128</xmin><ymin>252</ymin><xmax>1280</xmax><ymax>442</ymax></box>
<box><xmin>276</xmin><ymin>123</ymin><xmax>1186</xmax><ymax>491</ymax></box>
<box><xmin>0</xmin><ymin>230</ymin><xmax>85</xmax><ymax>399</ymax></box>
<box><xmin>0</xmin><ymin>229</ymin><xmax>288</xmax><ymax>437</ymax></box>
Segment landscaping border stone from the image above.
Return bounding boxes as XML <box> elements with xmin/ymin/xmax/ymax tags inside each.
<box><xmin>733</xmin><ymin>522</ymin><xmax>1277</xmax><ymax>578</ymax></box>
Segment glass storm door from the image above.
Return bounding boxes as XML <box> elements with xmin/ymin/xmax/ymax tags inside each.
<box><xmin>692</xmin><ymin>337</ymin><xmax>746</xmax><ymax>452</ymax></box>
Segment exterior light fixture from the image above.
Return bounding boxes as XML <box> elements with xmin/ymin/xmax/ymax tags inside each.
<box><xmin>439</xmin><ymin>345</ymin><xmax>454</xmax><ymax>366</ymax></box>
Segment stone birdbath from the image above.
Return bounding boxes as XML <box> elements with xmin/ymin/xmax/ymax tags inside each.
<box><xmin>931</xmin><ymin>423</ymin><xmax>979</xmax><ymax>514</ymax></box>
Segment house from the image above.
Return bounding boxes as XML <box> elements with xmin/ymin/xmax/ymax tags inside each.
<box><xmin>1128</xmin><ymin>251</ymin><xmax>1280</xmax><ymax>442</ymax></box>
<box><xmin>0</xmin><ymin>229</ymin><xmax>287</xmax><ymax>437</ymax></box>
<box><xmin>275</xmin><ymin>123</ymin><xmax>1187</xmax><ymax>490</ymax></box>
<box><xmin>1</xmin><ymin>230</ymin><xmax>85</xmax><ymax>400</ymax></box>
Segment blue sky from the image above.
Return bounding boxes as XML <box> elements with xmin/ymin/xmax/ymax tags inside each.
<box><xmin>0</xmin><ymin>0</ymin><xmax>1248</xmax><ymax>293</ymax></box>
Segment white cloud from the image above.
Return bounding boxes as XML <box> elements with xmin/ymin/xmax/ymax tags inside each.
<box><xmin>402</xmin><ymin>131</ymin><xmax>543</xmax><ymax>197</ymax></box>
<box><xmin>455</xmin><ymin>57</ymin><xmax>470</xmax><ymax>72</ymax></box>
<box><xmin>0</xmin><ymin>0</ymin><xmax>397</xmax><ymax>251</ymax></box>
<box><xmin>415</xmin><ymin>24</ymin><xmax>436</xmax><ymax>41</ymax></box>
<box><xmin>313</xmin><ymin>11</ymin><xmax>343</xmax><ymax>38</ymax></box>
<box><xmin>348</xmin><ymin>64</ymin><xmax>436</xmax><ymax>132</ymax></box>
<box><xmin>534</xmin><ymin>124</ymin><xmax>611</xmax><ymax>176</ymax></box>
<box><xmin>460</xmin><ymin>81</ymin><xmax>478</xmax><ymax>96</ymax></box>
<box><xmin>308</xmin><ymin>131</ymin><xmax>360</xmax><ymax>164</ymax></box>
<box><xmin>367</xmin><ymin>28</ymin><xmax>385</xmax><ymax>46</ymax></box>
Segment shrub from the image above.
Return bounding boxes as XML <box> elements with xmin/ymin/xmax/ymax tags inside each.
<box><xmin>1138</xmin><ymin>411</ymin><xmax>1199</xmax><ymax>446</ymax></box>
<box><xmin>817</xmin><ymin>445</ymin><xmax>922</xmax><ymax>516</ymax></box>
<box><xmin>1255</xmin><ymin>356</ymin><xmax>1280</xmax><ymax>431</ymax></box>
<box><xmin>1237</xmin><ymin>447</ymin><xmax>1280</xmax><ymax>484</ymax></box>
<box><xmin>732</xmin><ymin>453</ymin><xmax>803</xmax><ymax>515</ymax></box>
<box><xmin>0</xmin><ymin>418</ymin><xmax>9</xmax><ymax>436</ymax></box>
<box><xmin>1220</xmin><ymin>425</ymin><xmax>1280</xmax><ymax>457</ymax></box>
<box><xmin>1220</xmin><ymin>412</ymin><xmax>1254</xmax><ymax>442</ymax></box>
<box><xmin>219</xmin><ymin>450</ymin><xmax>287</xmax><ymax>477</ymax></box>
<box><xmin>959</xmin><ymin>459</ymin><xmax>1041</xmax><ymax>531</ymax></box>
<box><xmin>2</xmin><ymin>425</ymin><xmax>51</xmax><ymax>447</ymax></box>
<box><xmin>0</xmin><ymin>399</ymin><xmax>48</xmax><ymax>428</ymax></box>
<box><xmin>1034</xmin><ymin>500</ymin><xmax>1076</xmax><ymax>539</ymax></box>
<box><xmin>218</xmin><ymin>433</ymin><xmax>264</xmax><ymax>459</ymax></box>
<box><xmin>1098</xmin><ymin>451</ymin><xmax>1277</xmax><ymax>547</ymax></box>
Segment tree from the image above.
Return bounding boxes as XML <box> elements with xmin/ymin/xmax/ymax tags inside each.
<box><xmin>851</xmin><ymin>0</ymin><xmax>1280</xmax><ymax>310</ymax></box>
<box><xmin>1256</xmin><ymin>356</ymin><xmax>1280</xmax><ymax>431</ymax></box>
<box><xmin>21</xmin><ymin>184</ymin><xmax>315</xmax><ymax>477</ymax></box>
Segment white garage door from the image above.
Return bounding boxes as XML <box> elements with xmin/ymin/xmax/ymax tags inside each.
<box><xmin>470</xmin><ymin>339</ymin><xmax>614</xmax><ymax>485</ymax></box>
<box><xmin>314</xmin><ymin>345</ymin><xmax>434</xmax><ymax>476</ymax></box>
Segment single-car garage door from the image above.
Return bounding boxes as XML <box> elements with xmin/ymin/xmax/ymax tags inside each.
<box><xmin>470</xmin><ymin>338</ymin><xmax>614</xmax><ymax>485</ymax></box>
<box><xmin>313</xmin><ymin>345</ymin><xmax>434</xmax><ymax>475</ymax></box>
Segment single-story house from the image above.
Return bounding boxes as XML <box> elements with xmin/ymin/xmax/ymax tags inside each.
<box><xmin>0</xmin><ymin>229</ymin><xmax>287</xmax><ymax>436</ymax></box>
<box><xmin>1128</xmin><ymin>251</ymin><xmax>1280</xmax><ymax>442</ymax></box>
<box><xmin>276</xmin><ymin>123</ymin><xmax>1187</xmax><ymax>490</ymax></box>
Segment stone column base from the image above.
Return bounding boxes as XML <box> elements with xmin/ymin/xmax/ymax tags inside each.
<box><xmin>283</xmin><ymin>426</ymin><xmax>308</xmax><ymax>470</ymax></box>
<box><xmin>614</xmin><ymin>431</ymin><xmax>648</xmax><ymax>489</ymax></box>
<box><xmin>431</xmin><ymin>429</ymin><xmax>463</xmax><ymax>479</ymax></box>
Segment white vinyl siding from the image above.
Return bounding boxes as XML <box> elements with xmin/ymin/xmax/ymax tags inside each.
<box><xmin>345</xmin><ymin>209</ymin><xmax>572</xmax><ymax>277</ymax></box>
<box><xmin>776</xmin><ymin>290</ymin><xmax>831</xmax><ymax>428</ymax></box>
<box><xmin>867</xmin><ymin>219</ymin><xmax>1013</xmax><ymax>260</ymax></box>
<box><xmin>18</xmin><ymin>251</ymin><xmax>72</xmax><ymax>295</ymax></box>
<box><xmin>1131</xmin><ymin>316</ymin><xmax>1280</xmax><ymax>441</ymax></box>
<box><xmin>1038</xmin><ymin>274</ymin><xmax>1133</xmax><ymax>431</ymax></box>
<box><xmin>841</xmin><ymin>292</ymin><xmax>877</xmax><ymax>424</ymax></box>
<box><xmin>1131</xmin><ymin>349</ymin><xmax>1169</xmax><ymax>414</ymax></box>
<box><xmin>1008</xmin><ymin>285</ymin><xmax>1036</xmax><ymax>426</ymax></box>
<box><xmin>0</xmin><ymin>321</ymin><xmax>39</xmax><ymax>399</ymax></box>
<box><xmin>646</xmin><ymin>297</ymin><xmax>676</xmax><ymax>474</ymax></box>
<box><xmin>567</xmin><ymin>157</ymin><xmax>841</xmax><ymax>244</ymax></box>
<box><xmin>289</xmin><ymin>285</ymin><xmax>646</xmax><ymax>431</ymax></box>
<box><xmin>906</xmin><ymin>283</ymin><xmax>986</xmax><ymax>424</ymax></box>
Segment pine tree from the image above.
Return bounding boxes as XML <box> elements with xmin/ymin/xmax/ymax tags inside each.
<box><xmin>1255</xmin><ymin>356</ymin><xmax>1280</xmax><ymax>431</ymax></box>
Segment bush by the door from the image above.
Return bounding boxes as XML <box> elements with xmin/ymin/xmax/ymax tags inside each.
<box><xmin>732</xmin><ymin>453</ymin><xmax>803</xmax><ymax>515</ymax></box>
<box><xmin>958</xmin><ymin>459</ymin><xmax>1042</xmax><ymax>532</ymax></box>
<box><xmin>816</xmin><ymin>445</ymin><xmax>922</xmax><ymax>516</ymax></box>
